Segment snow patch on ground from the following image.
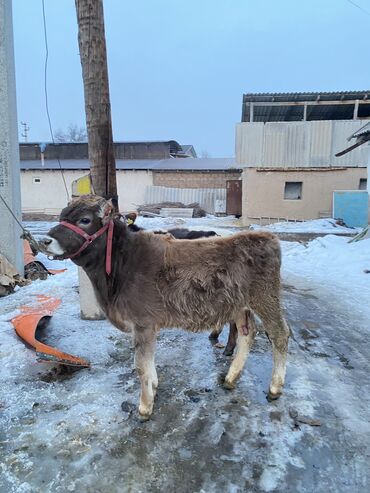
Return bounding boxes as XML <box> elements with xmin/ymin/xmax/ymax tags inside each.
<box><xmin>282</xmin><ymin>235</ymin><xmax>370</xmax><ymax>317</ymax></box>
<box><xmin>251</xmin><ymin>218</ymin><xmax>360</xmax><ymax>234</ymax></box>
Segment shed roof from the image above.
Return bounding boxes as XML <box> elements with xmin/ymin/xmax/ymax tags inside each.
<box><xmin>243</xmin><ymin>91</ymin><xmax>370</xmax><ymax>103</ymax></box>
<box><xmin>21</xmin><ymin>157</ymin><xmax>239</xmax><ymax>172</ymax></box>
<box><xmin>242</xmin><ymin>91</ymin><xmax>370</xmax><ymax>122</ymax></box>
<box><xmin>349</xmin><ymin>121</ymin><xmax>370</xmax><ymax>140</ymax></box>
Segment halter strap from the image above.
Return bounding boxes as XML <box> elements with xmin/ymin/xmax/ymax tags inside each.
<box><xmin>59</xmin><ymin>220</ymin><xmax>114</xmax><ymax>275</ymax></box>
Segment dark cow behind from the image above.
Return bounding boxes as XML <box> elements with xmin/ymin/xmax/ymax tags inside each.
<box><xmin>125</xmin><ymin>212</ymin><xmax>218</xmax><ymax>240</ymax></box>
<box><xmin>40</xmin><ymin>196</ymin><xmax>289</xmax><ymax>420</ymax></box>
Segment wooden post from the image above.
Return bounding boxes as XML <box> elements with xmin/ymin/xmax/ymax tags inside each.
<box><xmin>75</xmin><ymin>0</ymin><xmax>117</xmax><ymax>207</ymax></box>
<box><xmin>249</xmin><ymin>102</ymin><xmax>254</xmax><ymax>122</ymax></box>
<box><xmin>354</xmin><ymin>100</ymin><xmax>359</xmax><ymax>120</ymax></box>
<box><xmin>303</xmin><ymin>103</ymin><xmax>308</xmax><ymax>121</ymax></box>
<box><xmin>75</xmin><ymin>0</ymin><xmax>117</xmax><ymax>320</ymax></box>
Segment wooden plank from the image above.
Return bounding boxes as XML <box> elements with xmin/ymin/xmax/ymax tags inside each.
<box><xmin>160</xmin><ymin>208</ymin><xmax>194</xmax><ymax>218</ymax></box>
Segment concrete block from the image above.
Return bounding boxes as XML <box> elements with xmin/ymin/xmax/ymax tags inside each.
<box><xmin>78</xmin><ymin>267</ymin><xmax>105</xmax><ymax>320</ymax></box>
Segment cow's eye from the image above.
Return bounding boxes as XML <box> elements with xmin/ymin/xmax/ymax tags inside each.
<box><xmin>79</xmin><ymin>218</ymin><xmax>91</xmax><ymax>225</ymax></box>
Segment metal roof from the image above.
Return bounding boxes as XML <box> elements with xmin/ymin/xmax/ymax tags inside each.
<box><xmin>20</xmin><ymin>157</ymin><xmax>239</xmax><ymax>172</ymax></box>
<box><xmin>243</xmin><ymin>91</ymin><xmax>370</xmax><ymax>103</ymax></box>
<box><xmin>349</xmin><ymin>121</ymin><xmax>370</xmax><ymax>140</ymax></box>
<box><xmin>180</xmin><ymin>145</ymin><xmax>198</xmax><ymax>158</ymax></box>
<box><xmin>242</xmin><ymin>91</ymin><xmax>370</xmax><ymax>123</ymax></box>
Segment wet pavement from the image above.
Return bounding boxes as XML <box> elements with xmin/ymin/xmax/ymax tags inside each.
<box><xmin>1</xmin><ymin>221</ymin><xmax>369</xmax><ymax>492</ymax></box>
<box><xmin>1</xmin><ymin>273</ymin><xmax>369</xmax><ymax>493</ymax></box>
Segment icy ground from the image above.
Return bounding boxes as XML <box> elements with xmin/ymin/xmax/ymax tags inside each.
<box><xmin>1</xmin><ymin>218</ymin><xmax>369</xmax><ymax>493</ymax></box>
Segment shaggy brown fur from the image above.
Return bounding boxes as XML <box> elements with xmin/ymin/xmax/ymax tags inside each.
<box><xmin>41</xmin><ymin>196</ymin><xmax>289</xmax><ymax>420</ymax></box>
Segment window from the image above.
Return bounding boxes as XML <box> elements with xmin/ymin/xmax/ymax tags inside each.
<box><xmin>284</xmin><ymin>181</ymin><xmax>302</xmax><ymax>200</ymax></box>
<box><xmin>359</xmin><ymin>178</ymin><xmax>367</xmax><ymax>190</ymax></box>
<box><xmin>33</xmin><ymin>177</ymin><xmax>41</xmax><ymax>184</ymax></box>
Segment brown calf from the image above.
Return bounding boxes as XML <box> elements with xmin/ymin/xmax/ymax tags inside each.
<box><xmin>40</xmin><ymin>196</ymin><xmax>289</xmax><ymax>420</ymax></box>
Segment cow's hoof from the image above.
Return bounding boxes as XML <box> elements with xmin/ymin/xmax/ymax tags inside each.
<box><xmin>209</xmin><ymin>334</ymin><xmax>219</xmax><ymax>345</ymax></box>
<box><xmin>138</xmin><ymin>412</ymin><xmax>151</xmax><ymax>422</ymax></box>
<box><xmin>223</xmin><ymin>347</ymin><xmax>234</xmax><ymax>357</ymax></box>
<box><xmin>223</xmin><ymin>379</ymin><xmax>236</xmax><ymax>390</ymax></box>
<box><xmin>267</xmin><ymin>390</ymin><xmax>282</xmax><ymax>402</ymax></box>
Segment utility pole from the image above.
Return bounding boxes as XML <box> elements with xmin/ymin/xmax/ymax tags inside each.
<box><xmin>0</xmin><ymin>0</ymin><xmax>23</xmax><ymax>274</ymax></box>
<box><xmin>20</xmin><ymin>121</ymin><xmax>30</xmax><ymax>142</ymax></box>
<box><xmin>75</xmin><ymin>0</ymin><xmax>117</xmax><ymax>208</ymax></box>
<box><xmin>75</xmin><ymin>0</ymin><xmax>118</xmax><ymax>320</ymax></box>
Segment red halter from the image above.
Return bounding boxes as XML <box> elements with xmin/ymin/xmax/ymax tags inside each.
<box><xmin>59</xmin><ymin>220</ymin><xmax>114</xmax><ymax>275</ymax></box>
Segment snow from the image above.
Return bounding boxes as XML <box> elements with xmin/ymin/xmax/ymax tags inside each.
<box><xmin>282</xmin><ymin>235</ymin><xmax>370</xmax><ymax>316</ymax></box>
<box><xmin>250</xmin><ymin>218</ymin><xmax>361</xmax><ymax>234</ymax></box>
<box><xmin>1</xmin><ymin>217</ymin><xmax>370</xmax><ymax>492</ymax></box>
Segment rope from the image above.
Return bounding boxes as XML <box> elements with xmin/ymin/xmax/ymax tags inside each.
<box><xmin>41</xmin><ymin>0</ymin><xmax>70</xmax><ymax>200</ymax></box>
<box><xmin>0</xmin><ymin>193</ymin><xmax>26</xmax><ymax>233</ymax></box>
<box><xmin>0</xmin><ymin>193</ymin><xmax>41</xmax><ymax>252</ymax></box>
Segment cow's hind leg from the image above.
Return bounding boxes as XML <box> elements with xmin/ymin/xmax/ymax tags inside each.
<box><xmin>224</xmin><ymin>321</ymin><xmax>237</xmax><ymax>356</ymax></box>
<box><xmin>209</xmin><ymin>326</ymin><xmax>222</xmax><ymax>343</ymax></box>
<box><xmin>134</xmin><ymin>326</ymin><xmax>158</xmax><ymax>420</ymax></box>
<box><xmin>255</xmin><ymin>303</ymin><xmax>289</xmax><ymax>400</ymax></box>
<box><xmin>267</xmin><ymin>317</ymin><xmax>289</xmax><ymax>400</ymax></box>
<box><xmin>224</xmin><ymin>311</ymin><xmax>256</xmax><ymax>389</ymax></box>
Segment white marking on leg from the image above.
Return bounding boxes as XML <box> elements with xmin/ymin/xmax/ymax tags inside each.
<box><xmin>225</xmin><ymin>330</ymin><xmax>255</xmax><ymax>387</ymax></box>
<box><xmin>134</xmin><ymin>329</ymin><xmax>157</xmax><ymax>418</ymax></box>
<box><xmin>269</xmin><ymin>342</ymin><xmax>287</xmax><ymax>396</ymax></box>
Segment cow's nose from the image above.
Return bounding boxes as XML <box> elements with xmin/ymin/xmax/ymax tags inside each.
<box><xmin>41</xmin><ymin>237</ymin><xmax>52</xmax><ymax>246</ymax></box>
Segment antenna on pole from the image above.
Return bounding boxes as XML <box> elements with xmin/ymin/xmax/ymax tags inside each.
<box><xmin>20</xmin><ymin>121</ymin><xmax>30</xmax><ymax>142</ymax></box>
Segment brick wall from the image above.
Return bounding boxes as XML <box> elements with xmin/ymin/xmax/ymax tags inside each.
<box><xmin>153</xmin><ymin>171</ymin><xmax>241</xmax><ymax>189</ymax></box>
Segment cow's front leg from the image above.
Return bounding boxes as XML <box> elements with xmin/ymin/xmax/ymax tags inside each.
<box><xmin>134</xmin><ymin>326</ymin><xmax>158</xmax><ymax>421</ymax></box>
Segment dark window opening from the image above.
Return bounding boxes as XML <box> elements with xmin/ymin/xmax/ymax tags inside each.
<box><xmin>284</xmin><ymin>181</ymin><xmax>302</xmax><ymax>200</ymax></box>
<box><xmin>33</xmin><ymin>177</ymin><xmax>41</xmax><ymax>184</ymax></box>
<box><xmin>359</xmin><ymin>178</ymin><xmax>367</xmax><ymax>190</ymax></box>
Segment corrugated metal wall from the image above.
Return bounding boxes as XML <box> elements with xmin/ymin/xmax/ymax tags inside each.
<box><xmin>236</xmin><ymin>120</ymin><xmax>369</xmax><ymax>167</ymax></box>
<box><xmin>144</xmin><ymin>186</ymin><xmax>226</xmax><ymax>213</ymax></box>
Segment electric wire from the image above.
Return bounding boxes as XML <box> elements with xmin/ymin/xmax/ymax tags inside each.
<box><xmin>345</xmin><ymin>0</ymin><xmax>370</xmax><ymax>16</ymax></box>
<box><xmin>41</xmin><ymin>0</ymin><xmax>70</xmax><ymax>200</ymax></box>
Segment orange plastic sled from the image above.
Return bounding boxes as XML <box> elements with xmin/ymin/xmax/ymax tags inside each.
<box><xmin>11</xmin><ymin>295</ymin><xmax>90</xmax><ymax>367</ymax></box>
<box><xmin>24</xmin><ymin>240</ymin><xmax>67</xmax><ymax>275</ymax></box>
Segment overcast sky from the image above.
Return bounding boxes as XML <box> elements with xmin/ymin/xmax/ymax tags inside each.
<box><xmin>12</xmin><ymin>0</ymin><xmax>370</xmax><ymax>157</ymax></box>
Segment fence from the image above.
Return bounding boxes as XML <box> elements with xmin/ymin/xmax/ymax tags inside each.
<box><xmin>144</xmin><ymin>186</ymin><xmax>226</xmax><ymax>214</ymax></box>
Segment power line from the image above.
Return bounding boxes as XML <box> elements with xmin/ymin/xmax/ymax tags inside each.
<box><xmin>345</xmin><ymin>0</ymin><xmax>370</xmax><ymax>17</ymax></box>
<box><xmin>41</xmin><ymin>0</ymin><xmax>70</xmax><ymax>200</ymax></box>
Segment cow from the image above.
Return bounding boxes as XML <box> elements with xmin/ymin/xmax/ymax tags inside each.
<box><xmin>40</xmin><ymin>195</ymin><xmax>289</xmax><ymax>421</ymax></box>
<box><xmin>125</xmin><ymin>212</ymin><xmax>219</xmax><ymax>240</ymax></box>
<box><xmin>124</xmin><ymin>213</ymin><xmax>239</xmax><ymax>352</ymax></box>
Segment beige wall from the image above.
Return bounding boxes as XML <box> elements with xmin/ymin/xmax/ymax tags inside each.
<box><xmin>21</xmin><ymin>169</ymin><xmax>153</xmax><ymax>215</ymax></box>
<box><xmin>153</xmin><ymin>171</ymin><xmax>241</xmax><ymax>189</ymax></box>
<box><xmin>116</xmin><ymin>170</ymin><xmax>152</xmax><ymax>212</ymax></box>
<box><xmin>242</xmin><ymin>167</ymin><xmax>367</xmax><ymax>225</ymax></box>
<box><xmin>21</xmin><ymin>170</ymin><xmax>85</xmax><ymax>214</ymax></box>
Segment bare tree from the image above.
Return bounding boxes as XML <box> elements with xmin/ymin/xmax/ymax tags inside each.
<box><xmin>200</xmin><ymin>149</ymin><xmax>211</xmax><ymax>158</ymax></box>
<box><xmin>54</xmin><ymin>124</ymin><xmax>87</xmax><ymax>143</ymax></box>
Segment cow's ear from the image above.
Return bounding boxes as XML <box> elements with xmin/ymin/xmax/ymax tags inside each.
<box><xmin>99</xmin><ymin>199</ymin><xmax>114</xmax><ymax>224</ymax></box>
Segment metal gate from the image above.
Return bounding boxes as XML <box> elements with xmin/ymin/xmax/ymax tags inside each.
<box><xmin>333</xmin><ymin>190</ymin><xmax>369</xmax><ymax>228</ymax></box>
<box><xmin>226</xmin><ymin>180</ymin><xmax>242</xmax><ymax>216</ymax></box>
